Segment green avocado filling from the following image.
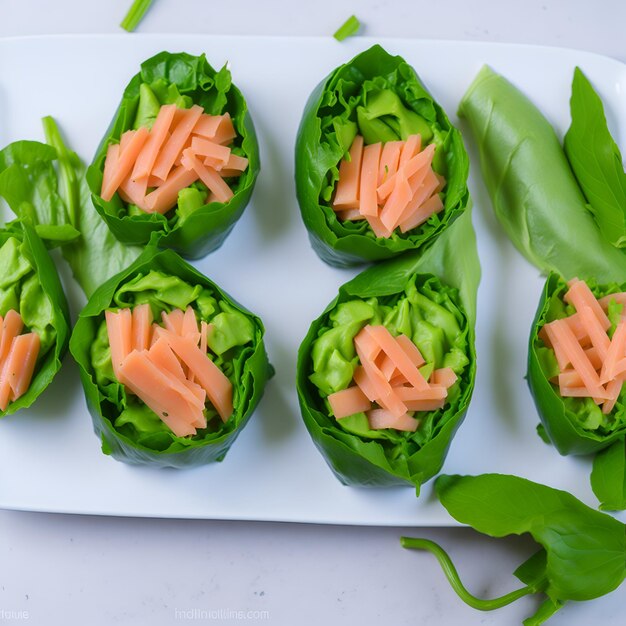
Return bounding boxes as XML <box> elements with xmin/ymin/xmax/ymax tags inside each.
<box><xmin>89</xmin><ymin>270</ymin><xmax>255</xmax><ymax>450</ymax></box>
<box><xmin>308</xmin><ymin>274</ymin><xmax>469</xmax><ymax>451</ymax></box>
<box><xmin>535</xmin><ymin>278</ymin><xmax>626</xmax><ymax>435</ymax></box>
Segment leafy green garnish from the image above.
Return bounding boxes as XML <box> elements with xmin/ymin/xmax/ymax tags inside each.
<box><xmin>402</xmin><ymin>474</ymin><xmax>626</xmax><ymax>625</ymax></box>
<box><xmin>333</xmin><ymin>15</ymin><xmax>361</xmax><ymax>42</ymax></box>
<box><xmin>564</xmin><ymin>67</ymin><xmax>626</xmax><ymax>249</ymax></box>
<box><xmin>120</xmin><ymin>0</ymin><xmax>155</xmax><ymax>32</ymax></box>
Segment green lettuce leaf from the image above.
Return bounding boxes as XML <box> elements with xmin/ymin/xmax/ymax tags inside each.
<box><xmin>402</xmin><ymin>474</ymin><xmax>625</xmax><ymax>625</ymax></box>
<box><xmin>0</xmin><ymin>119</ymin><xmax>141</xmax><ymax>297</ymax></box>
<box><xmin>69</xmin><ymin>246</ymin><xmax>273</xmax><ymax>468</ymax></box>
<box><xmin>86</xmin><ymin>51</ymin><xmax>260</xmax><ymax>260</ymax></box>
<box><xmin>458</xmin><ymin>65</ymin><xmax>626</xmax><ymax>283</ymax></box>
<box><xmin>564</xmin><ymin>67</ymin><xmax>626</xmax><ymax>249</ymax></box>
<box><xmin>0</xmin><ymin>222</ymin><xmax>70</xmax><ymax>417</ymax></box>
<box><xmin>296</xmin><ymin>208</ymin><xmax>479</xmax><ymax>489</ymax></box>
<box><xmin>295</xmin><ymin>44</ymin><xmax>470</xmax><ymax>267</ymax></box>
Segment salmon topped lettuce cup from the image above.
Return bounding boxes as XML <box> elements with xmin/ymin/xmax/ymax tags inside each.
<box><xmin>0</xmin><ymin>221</ymin><xmax>70</xmax><ymax>417</ymax></box>
<box><xmin>87</xmin><ymin>51</ymin><xmax>260</xmax><ymax>260</ymax></box>
<box><xmin>296</xmin><ymin>209</ymin><xmax>479</xmax><ymax>489</ymax></box>
<box><xmin>529</xmin><ymin>275</ymin><xmax>626</xmax><ymax>453</ymax></box>
<box><xmin>69</xmin><ymin>246</ymin><xmax>273</xmax><ymax>468</ymax></box>
<box><xmin>295</xmin><ymin>44</ymin><xmax>470</xmax><ymax>267</ymax></box>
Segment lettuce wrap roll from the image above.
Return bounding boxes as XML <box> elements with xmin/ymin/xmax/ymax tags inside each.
<box><xmin>87</xmin><ymin>51</ymin><xmax>260</xmax><ymax>260</ymax></box>
<box><xmin>295</xmin><ymin>44</ymin><xmax>470</xmax><ymax>267</ymax></box>
<box><xmin>296</xmin><ymin>209</ymin><xmax>479</xmax><ymax>489</ymax></box>
<box><xmin>459</xmin><ymin>66</ymin><xmax>626</xmax><ymax>509</ymax></box>
<box><xmin>69</xmin><ymin>246</ymin><xmax>273</xmax><ymax>468</ymax></box>
<box><xmin>0</xmin><ymin>221</ymin><xmax>70</xmax><ymax>416</ymax></box>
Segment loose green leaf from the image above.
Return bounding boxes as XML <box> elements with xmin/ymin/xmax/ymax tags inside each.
<box><xmin>591</xmin><ymin>438</ymin><xmax>626</xmax><ymax>510</ymax></box>
<box><xmin>295</xmin><ymin>44</ymin><xmax>469</xmax><ymax>267</ymax></box>
<box><xmin>564</xmin><ymin>67</ymin><xmax>626</xmax><ymax>249</ymax></box>
<box><xmin>120</xmin><ymin>0</ymin><xmax>154</xmax><ymax>32</ymax></box>
<box><xmin>86</xmin><ymin>51</ymin><xmax>260</xmax><ymax>259</ymax></box>
<box><xmin>403</xmin><ymin>473</ymin><xmax>626</xmax><ymax>625</ymax></box>
<box><xmin>296</xmin><ymin>208</ymin><xmax>479</xmax><ymax>489</ymax></box>
<box><xmin>69</xmin><ymin>246</ymin><xmax>273</xmax><ymax>468</ymax></box>
<box><xmin>41</xmin><ymin>117</ymin><xmax>141</xmax><ymax>296</ymax></box>
<box><xmin>458</xmin><ymin>65</ymin><xmax>626</xmax><ymax>283</ymax></box>
<box><xmin>333</xmin><ymin>15</ymin><xmax>361</xmax><ymax>42</ymax></box>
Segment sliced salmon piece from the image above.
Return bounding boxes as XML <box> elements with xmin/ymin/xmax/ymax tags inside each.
<box><xmin>366</xmin><ymin>409</ymin><xmax>418</xmax><ymax>432</ymax></box>
<box><xmin>399</xmin><ymin>194</ymin><xmax>443</xmax><ymax>234</ymax></box>
<box><xmin>193</xmin><ymin>114</ymin><xmax>223</xmax><ymax>139</ymax></box>
<box><xmin>577</xmin><ymin>304</ymin><xmax>610</xmax><ymax>360</ymax></box>
<box><xmin>600</xmin><ymin>320</ymin><xmax>626</xmax><ymax>383</ymax></box>
<box><xmin>101</xmin><ymin>127</ymin><xmax>150</xmax><ymax>201</ymax></box>
<box><xmin>336</xmin><ymin>208</ymin><xmax>366</xmax><ymax>221</ymax></box>
<box><xmin>431</xmin><ymin>368</ymin><xmax>458</xmax><ymax>389</ymax></box>
<box><xmin>376</xmin><ymin>143</ymin><xmax>435</xmax><ymax>203</ymax></box>
<box><xmin>5</xmin><ymin>333</ymin><xmax>40</xmax><ymax>401</ymax></box>
<box><xmin>131</xmin><ymin>104</ymin><xmax>177</xmax><ymax>181</ymax></box>
<box><xmin>398</xmin><ymin>134</ymin><xmax>422</xmax><ymax>167</ymax></box>
<box><xmin>102</xmin><ymin>144</ymin><xmax>120</xmax><ymax>196</ymax></box>
<box><xmin>377</xmin><ymin>141</ymin><xmax>403</xmax><ymax>186</ymax></box>
<box><xmin>119</xmin><ymin>350</ymin><xmax>201</xmax><ymax>437</ymax></box>
<box><xmin>364</xmin><ymin>325</ymin><xmax>429</xmax><ymax>391</ymax></box>
<box><xmin>151</xmin><ymin>104</ymin><xmax>204</xmax><ymax>181</ymax></box>
<box><xmin>161</xmin><ymin>309</ymin><xmax>185</xmax><ymax>336</ymax></box>
<box><xmin>396</xmin><ymin>335</ymin><xmax>425</xmax><ymax>368</ymax></box>
<box><xmin>180</xmin><ymin>149</ymin><xmax>234</xmax><ymax>204</ymax></box>
<box><xmin>105</xmin><ymin>309</ymin><xmax>133</xmax><ymax>383</ymax></box>
<box><xmin>147</xmin><ymin>336</ymin><xmax>187</xmax><ymax>383</ymax></box>
<box><xmin>159</xmin><ymin>331</ymin><xmax>233</xmax><ymax>422</ymax></box>
<box><xmin>143</xmin><ymin>164</ymin><xmax>199</xmax><ymax>214</ymax></box>
<box><xmin>327</xmin><ymin>386</ymin><xmax>372</xmax><ymax>419</ymax></box>
<box><xmin>401</xmin><ymin>398</ymin><xmax>445</xmax><ymax>412</ymax></box>
<box><xmin>333</xmin><ymin>135</ymin><xmax>364</xmax><ymax>211</ymax></box>
<box><xmin>182</xmin><ymin>307</ymin><xmax>200</xmax><ymax>344</ymax></box>
<box><xmin>0</xmin><ymin>310</ymin><xmax>24</xmax><ymax>365</ymax></box>
<box><xmin>565</xmin><ymin>279</ymin><xmax>611</xmax><ymax>331</ymax></box>
<box><xmin>359</xmin><ymin>142</ymin><xmax>382</xmax><ymax>217</ymax></box>
<box><xmin>379</xmin><ymin>169</ymin><xmax>413</xmax><ymax>231</ymax></box>
<box><xmin>132</xmin><ymin>303</ymin><xmax>153</xmax><ymax>352</ymax></box>
<box><xmin>190</xmin><ymin>136</ymin><xmax>231</xmax><ymax>167</ymax></box>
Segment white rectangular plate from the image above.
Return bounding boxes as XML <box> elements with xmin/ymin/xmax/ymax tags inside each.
<box><xmin>0</xmin><ymin>35</ymin><xmax>625</xmax><ymax>525</ymax></box>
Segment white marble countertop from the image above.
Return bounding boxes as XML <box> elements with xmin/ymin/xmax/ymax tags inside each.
<box><xmin>1</xmin><ymin>2</ymin><xmax>625</xmax><ymax>625</ymax></box>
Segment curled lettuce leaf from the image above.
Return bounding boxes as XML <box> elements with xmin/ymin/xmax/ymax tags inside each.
<box><xmin>296</xmin><ymin>208</ymin><xmax>479</xmax><ymax>489</ymax></box>
<box><xmin>86</xmin><ymin>51</ymin><xmax>260</xmax><ymax>260</ymax></box>
<box><xmin>564</xmin><ymin>68</ymin><xmax>626</xmax><ymax>249</ymax></box>
<box><xmin>295</xmin><ymin>44</ymin><xmax>470</xmax><ymax>267</ymax></box>
<box><xmin>69</xmin><ymin>246</ymin><xmax>273</xmax><ymax>468</ymax></box>
<box><xmin>458</xmin><ymin>65</ymin><xmax>626</xmax><ymax>284</ymax></box>
<box><xmin>0</xmin><ymin>221</ymin><xmax>70</xmax><ymax>417</ymax></box>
